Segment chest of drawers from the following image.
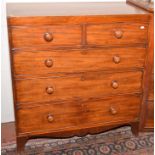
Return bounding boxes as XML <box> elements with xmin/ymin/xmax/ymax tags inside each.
<box><xmin>7</xmin><ymin>2</ymin><xmax>153</xmax><ymax>154</ymax></box>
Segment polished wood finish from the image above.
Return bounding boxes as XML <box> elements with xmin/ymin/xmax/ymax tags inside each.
<box><xmin>145</xmin><ymin>101</ymin><xmax>154</xmax><ymax>128</ymax></box>
<box><xmin>7</xmin><ymin>2</ymin><xmax>153</xmax><ymax>154</ymax></box>
<box><xmin>113</xmin><ymin>55</ymin><xmax>121</xmax><ymax>64</ymax></box>
<box><xmin>143</xmin><ymin>13</ymin><xmax>154</xmax><ymax>130</ymax></box>
<box><xmin>10</xmin><ymin>25</ymin><xmax>81</xmax><ymax>48</ymax></box>
<box><xmin>44</xmin><ymin>32</ymin><xmax>54</xmax><ymax>42</ymax></box>
<box><xmin>17</xmin><ymin>95</ymin><xmax>141</xmax><ymax>135</ymax></box>
<box><xmin>87</xmin><ymin>23</ymin><xmax>148</xmax><ymax>46</ymax></box>
<box><xmin>46</xmin><ymin>86</ymin><xmax>54</xmax><ymax>95</ymax></box>
<box><xmin>7</xmin><ymin>2</ymin><xmax>149</xmax><ymax>17</ymax></box>
<box><xmin>13</xmin><ymin>47</ymin><xmax>146</xmax><ymax>76</ymax></box>
<box><xmin>148</xmin><ymin>73</ymin><xmax>154</xmax><ymax>101</ymax></box>
<box><xmin>15</xmin><ymin>71</ymin><xmax>142</xmax><ymax>104</ymax></box>
<box><xmin>47</xmin><ymin>113</ymin><xmax>54</xmax><ymax>123</ymax></box>
<box><xmin>8</xmin><ymin>15</ymin><xmax>150</xmax><ymax>27</ymax></box>
<box><xmin>44</xmin><ymin>59</ymin><xmax>53</xmax><ymax>68</ymax></box>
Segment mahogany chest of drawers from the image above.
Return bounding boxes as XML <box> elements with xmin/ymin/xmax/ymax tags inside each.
<box><xmin>7</xmin><ymin>2</ymin><xmax>154</xmax><ymax>154</ymax></box>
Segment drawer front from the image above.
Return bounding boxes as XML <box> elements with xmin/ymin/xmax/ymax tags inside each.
<box><xmin>15</xmin><ymin>71</ymin><xmax>142</xmax><ymax>104</ymax></box>
<box><xmin>87</xmin><ymin>23</ymin><xmax>148</xmax><ymax>46</ymax></box>
<box><xmin>17</xmin><ymin>95</ymin><xmax>141</xmax><ymax>134</ymax></box>
<box><xmin>10</xmin><ymin>25</ymin><xmax>81</xmax><ymax>48</ymax></box>
<box><xmin>13</xmin><ymin>47</ymin><xmax>146</xmax><ymax>76</ymax></box>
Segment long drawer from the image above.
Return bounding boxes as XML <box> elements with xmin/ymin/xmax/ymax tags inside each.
<box><xmin>87</xmin><ymin>23</ymin><xmax>148</xmax><ymax>46</ymax></box>
<box><xmin>10</xmin><ymin>25</ymin><xmax>81</xmax><ymax>48</ymax></box>
<box><xmin>17</xmin><ymin>95</ymin><xmax>141</xmax><ymax>134</ymax></box>
<box><xmin>13</xmin><ymin>47</ymin><xmax>146</xmax><ymax>76</ymax></box>
<box><xmin>15</xmin><ymin>71</ymin><xmax>142</xmax><ymax>104</ymax></box>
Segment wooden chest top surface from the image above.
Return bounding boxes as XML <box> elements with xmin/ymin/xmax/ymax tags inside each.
<box><xmin>7</xmin><ymin>3</ymin><xmax>154</xmax><ymax>153</ymax></box>
<box><xmin>7</xmin><ymin>2</ymin><xmax>149</xmax><ymax>17</ymax></box>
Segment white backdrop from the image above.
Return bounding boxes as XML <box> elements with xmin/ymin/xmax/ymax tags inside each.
<box><xmin>1</xmin><ymin>0</ymin><xmax>125</xmax><ymax>123</ymax></box>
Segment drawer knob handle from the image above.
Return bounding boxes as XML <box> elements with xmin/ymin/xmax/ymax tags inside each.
<box><xmin>114</xmin><ymin>30</ymin><xmax>123</xmax><ymax>39</ymax></box>
<box><xmin>110</xmin><ymin>107</ymin><xmax>117</xmax><ymax>115</ymax></box>
<box><xmin>44</xmin><ymin>32</ymin><xmax>53</xmax><ymax>42</ymax></box>
<box><xmin>111</xmin><ymin>81</ymin><xmax>119</xmax><ymax>89</ymax></box>
<box><xmin>45</xmin><ymin>59</ymin><xmax>53</xmax><ymax>67</ymax></box>
<box><xmin>46</xmin><ymin>87</ymin><xmax>54</xmax><ymax>94</ymax></box>
<box><xmin>47</xmin><ymin>114</ymin><xmax>54</xmax><ymax>122</ymax></box>
<box><xmin>113</xmin><ymin>56</ymin><xmax>121</xmax><ymax>64</ymax></box>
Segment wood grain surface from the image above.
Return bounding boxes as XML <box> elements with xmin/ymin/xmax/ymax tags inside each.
<box><xmin>10</xmin><ymin>25</ymin><xmax>82</xmax><ymax>48</ymax></box>
<box><xmin>87</xmin><ymin>23</ymin><xmax>148</xmax><ymax>46</ymax></box>
<box><xmin>15</xmin><ymin>71</ymin><xmax>143</xmax><ymax>104</ymax></box>
<box><xmin>17</xmin><ymin>95</ymin><xmax>141</xmax><ymax>135</ymax></box>
<box><xmin>12</xmin><ymin>47</ymin><xmax>146</xmax><ymax>76</ymax></box>
<box><xmin>7</xmin><ymin>2</ymin><xmax>149</xmax><ymax>17</ymax></box>
<box><xmin>7</xmin><ymin>2</ymin><xmax>153</xmax><ymax>154</ymax></box>
<box><xmin>144</xmin><ymin>101</ymin><xmax>154</xmax><ymax>128</ymax></box>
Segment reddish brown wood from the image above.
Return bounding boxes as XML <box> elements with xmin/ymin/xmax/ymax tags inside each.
<box><xmin>47</xmin><ymin>114</ymin><xmax>54</xmax><ymax>123</ymax></box>
<box><xmin>114</xmin><ymin>29</ymin><xmax>124</xmax><ymax>39</ymax></box>
<box><xmin>131</xmin><ymin>121</ymin><xmax>139</xmax><ymax>136</ymax></box>
<box><xmin>109</xmin><ymin>106</ymin><xmax>118</xmax><ymax>115</ymax></box>
<box><xmin>145</xmin><ymin>101</ymin><xmax>154</xmax><ymax>128</ymax></box>
<box><xmin>12</xmin><ymin>47</ymin><xmax>146</xmax><ymax>77</ymax></box>
<box><xmin>8</xmin><ymin>15</ymin><xmax>150</xmax><ymax>27</ymax></box>
<box><xmin>10</xmin><ymin>25</ymin><xmax>82</xmax><ymax>48</ymax></box>
<box><xmin>43</xmin><ymin>32</ymin><xmax>54</xmax><ymax>42</ymax></box>
<box><xmin>7</xmin><ymin>2</ymin><xmax>153</xmax><ymax>154</ymax></box>
<box><xmin>148</xmin><ymin>73</ymin><xmax>154</xmax><ymax>101</ymax></box>
<box><xmin>87</xmin><ymin>23</ymin><xmax>148</xmax><ymax>46</ymax></box>
<box><xmin>15</xmin><ymin>71</ymin><xmax>142</xmax><ymax>104</ymax></box>
<box><xmin>139</xmin><ymin>13</ymin><xmax>154</xmax><ymax>131</ymax></box>
<box><xmin>111</xmin><ymin>81</ymin><xmax>119</xmax><ymax>89</ymax></box>
<box><xmin>16</xmin><ymin>136</ymin><xmax>28</xmax><ymax>155</ymax></box>
<box><xmin>113</xmin><ymin>55</ymin><xmax>121</xmax><ymax>64</ymax></box>
<box><xmin>1</xmin><ymin>121</ymin><xmax>141</xmax><ymax>144</ymax></box>
<box><xmin>17</xmin><ymin>95</ymin><xmax>141</xmax><ymax>135</ymax></box>
<box><xmin>46</xmin><ymin>86</ymin><xmax>54</xmax><ymax>95</ymax></box>
<box><xmin>44</xmin><ymin>59</ymin><xmax>53</xmax><ymax>68</ymax></box>
<box><xmin>7</xmin><ymin>2</ymin><xmax>149</xmax><ymax>17</ymax></box>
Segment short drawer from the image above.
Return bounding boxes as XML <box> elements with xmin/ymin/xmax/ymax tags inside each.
<box><xmin>17</xmin><ymin>95</ymin><xmax>141</xmax><ymax>134</ymax></box>
<box><xmin>15</xmin><ymin>71</ymin><xmax>142</xmax><ymax>104</ymax></box>
<box><xmin>13</xmin><ymin>47</ymin><xmax>146</xmax><ymax>76</ymax></box>
<box><xmin>10</xmin><ymin>25</ymin><xmax>81</xmax><ymax>48</ymax></box>
<box><xmin>87</xmin><ymin>23</ymin><xmax>148</xmax><ymax>46</ymax></box>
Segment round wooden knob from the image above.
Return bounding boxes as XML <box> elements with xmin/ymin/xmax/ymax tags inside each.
<box><xmin>44</xmin><ymin>32</ymin><xmax>53</xmax><ymax>42</ymax></box>
<box><xmin>46</xmin><ymin>87</ymin><xmax>54</xmax><ymax>94</ymax></box>
<box><xmin>47</xmin><ymin>114</ymin><xmax>54</xmax><ymax>122</ymax></box>
<box><xmin>45</xmin><ymin>59</ymin><xmax>53</xmax><ymax>67</ymax></box>
<box><xmin>114</xmin><ymin>30</ymin><xmax>123</xmax><ymax>39</ymax></box>
<box><xmin>113</xmin><ymin>56</ymin><xmax>121</xmax><ymax>64</ymax></box>
<box><xmin>110</xmin><ymin>107</ymin><xmax>117</xmax><ymax>115</ymax></box>
<box><xmin>111</xmin><ymin>81</ymin><xmax>119</xmax><ymax>89</ymax></box>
